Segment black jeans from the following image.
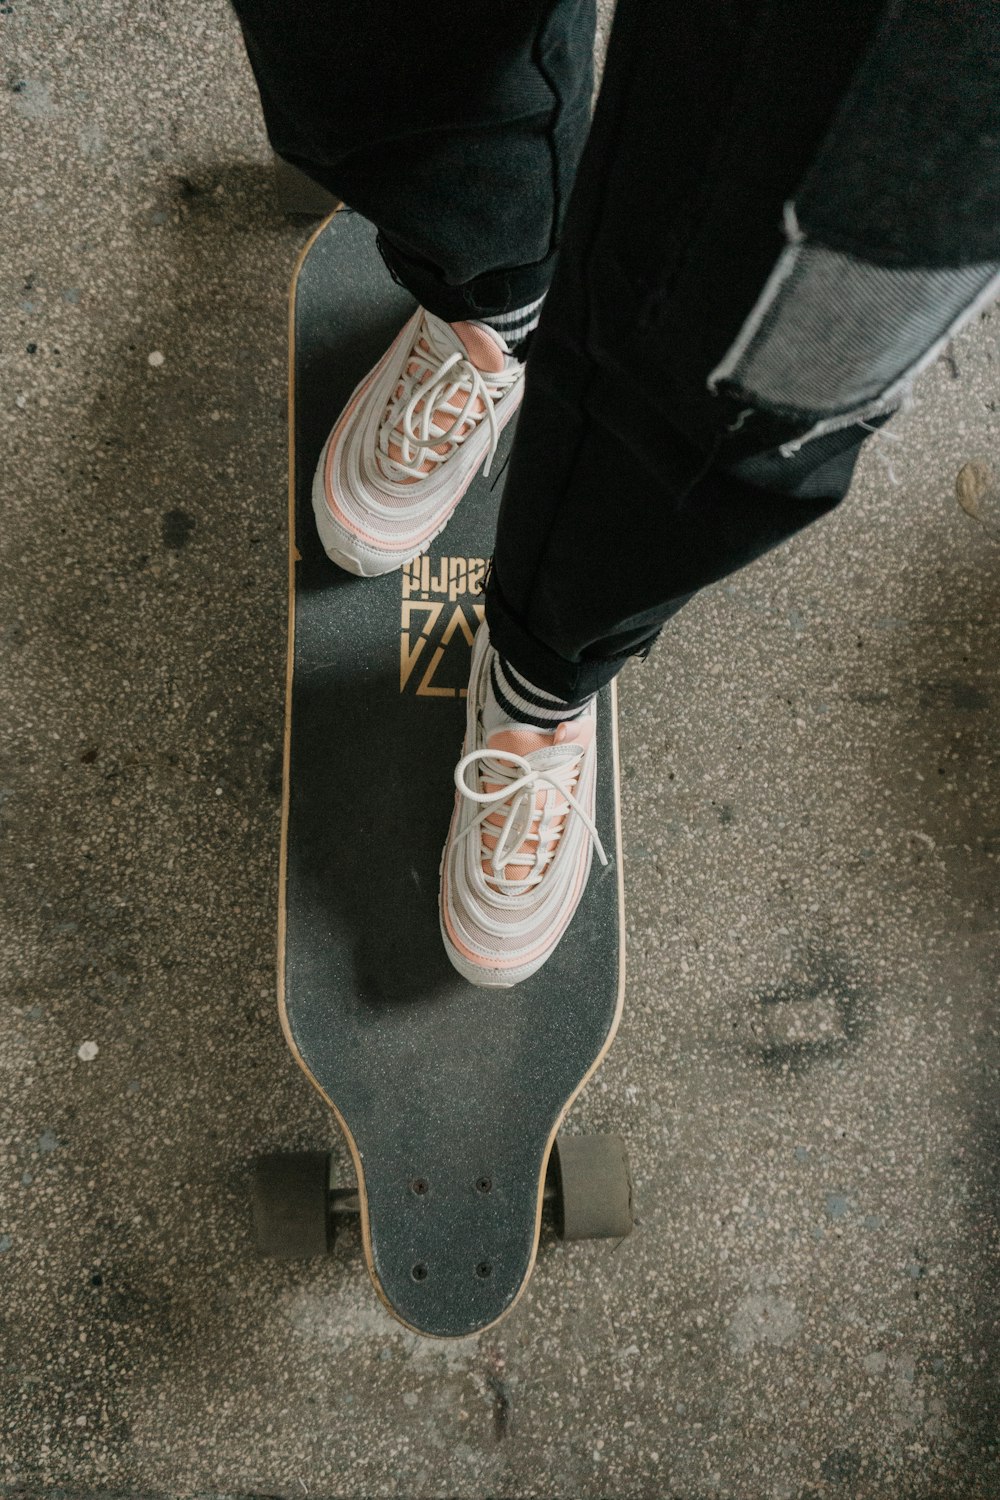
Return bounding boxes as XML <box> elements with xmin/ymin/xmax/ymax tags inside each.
<box><xmin>232</xmin><ymin>0</ymin><xmax>1000</xmax><ymax>703</ymax></box>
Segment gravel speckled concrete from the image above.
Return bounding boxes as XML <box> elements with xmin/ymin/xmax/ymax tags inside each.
<box><xmin>2</xmin><ymin>3</ymin><xmax>998</xmax><ymax>1498</ymax></box>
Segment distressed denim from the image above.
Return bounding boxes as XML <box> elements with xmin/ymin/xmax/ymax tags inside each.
<box><xmin>232</xmin><ymin>0</ymin><xmax>1000</xmax><ymax>702</ymax></box>
<box><xmin>486</xmin><ymin>0</ymin><xmax>1000</xmax><ymax>700</ymax></box>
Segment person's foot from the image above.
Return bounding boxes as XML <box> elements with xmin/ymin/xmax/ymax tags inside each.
<box><xmin>312</xmin><ymin>309</ymin><xmax>524</xmax><ymax>576</ymax></box>
<box><xmin>439</xmin><ymin>624</ymin><xmax>608</xmax><ymax>988</ymax></box>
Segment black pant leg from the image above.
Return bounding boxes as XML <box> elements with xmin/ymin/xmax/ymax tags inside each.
<box><xmin>486</xmin><ymin>0</ymin><xmax>1000</xmax><ymax>702</ymax></box>
<box><xmin>230</xmin><ymin>0</ymin><xmax>596</xmax><ymax>321</ymax></box>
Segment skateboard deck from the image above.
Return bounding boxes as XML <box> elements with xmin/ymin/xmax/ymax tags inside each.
<box><xmin>278</xmin><ymin>208</ymin><xmax>625</xmax><ymax>1338</ymax></box>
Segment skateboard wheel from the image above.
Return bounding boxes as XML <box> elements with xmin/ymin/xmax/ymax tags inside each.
<box><xmin>252</xmin><ymin>1151</ymin><xmax>332</xmax><ymax>1258</ymax></box>
<box><xmin>552</xmin><ymin>1134</ymin><xmax>634</xmax><ymax>1242</ymax></box>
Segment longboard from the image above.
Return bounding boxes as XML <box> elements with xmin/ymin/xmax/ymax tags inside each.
<box><xmin>265</xmin><ymin>208</ymin><xmax>627</xmax><ymax>1338</ymax></box>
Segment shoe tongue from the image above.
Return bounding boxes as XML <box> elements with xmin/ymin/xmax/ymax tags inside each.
<box><xmin>487</xmin><ymin>719</ymin><xmax>593</xmax><ymax>767</ymax></box>
<box><xmin>452</xmin><ymin>320</ymin><xmax>508</xmax><ymax>373</ymax></box>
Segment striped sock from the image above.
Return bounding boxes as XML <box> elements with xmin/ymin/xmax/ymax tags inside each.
<box><xmin>484</xmin><ymin>293</ymin><xmax>546</xmax><ymax>356</ymax></box>
<box><xmin>484</xmin><ymin>649</ymin><xmax>594</xmax><ymax>735</ymax></box>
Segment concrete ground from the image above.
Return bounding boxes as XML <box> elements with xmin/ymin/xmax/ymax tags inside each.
<box><xmin>2</xmin><ymin>3</ymin><xmax>999</xmax><ymax>1498</ymax></box>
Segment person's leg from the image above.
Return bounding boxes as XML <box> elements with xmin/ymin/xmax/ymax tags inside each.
<box><xmin>232</xmin><ymin>0</ymin><xmax>600</xmax><ymax>579</ymax></box>
<box><xmin>484</xmin><ymin>0</ymin><xmax>1000</xmax><ymax>705</ymax></box>
<box><xmin>443</xmin><ymin>0</ymin><xmax>1000</xmax><ymax>985</ymax></box>
<box><xmin>230</xmin><ymin>0</ymin><xmax>596</xmax><ymax>327</ymax></box>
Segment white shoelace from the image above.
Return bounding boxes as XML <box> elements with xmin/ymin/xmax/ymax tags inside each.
<box><xmin>377</xmin><ymin>319</ymin><xmax>519</xmax><ymax>484</ymax></box>
<box><xmin>454</xmin><ymin>746</ymin><xmax>608</xmax><ymax>891</ymax></box>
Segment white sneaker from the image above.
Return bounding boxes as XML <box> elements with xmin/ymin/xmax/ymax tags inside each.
<box><xmin>312</xmin><ymin>309</ymin><xmax>524</xmax><ymax>576</ymax></box>
<box><xmin>439</xmin><ymin>624</ymin><xmax>608</xmax><ymax>988</ymax></box>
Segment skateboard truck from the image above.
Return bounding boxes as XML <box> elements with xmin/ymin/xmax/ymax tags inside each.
<box><xmin>252</xmin><ymin>1135</ymin><xmax>633</xmax><ymax>1261</ymax></box>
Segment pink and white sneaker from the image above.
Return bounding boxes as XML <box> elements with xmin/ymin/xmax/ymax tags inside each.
<box><xmin>440</xmin><ymin>624</ymin><xmax>608</xmax><ymax>988</ymax></box>
<box><xmin>312</xmin><ymin>309</ymin><xmax>524</xmax><ymax>576</ymax></box>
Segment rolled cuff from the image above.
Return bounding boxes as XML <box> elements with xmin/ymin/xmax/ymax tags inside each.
<box><xmin>376</xmin><ymin>230</ymin><xmax>557</xmax><ymax>326</ymax></box>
